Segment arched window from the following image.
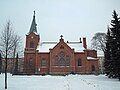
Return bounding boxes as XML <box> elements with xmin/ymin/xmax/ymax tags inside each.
<box><xmin>92</xmin><ymin>65</ymin><xmax>95</xmax><ymax>72</ymax></box>
<box><xmin>78</xmin><ymin>59</ymin><xmax>82</xmax><ymax>66</ymax></box>
<box><xmin>30</xmin><ymin>41</ymin><xmax>34</xmax><ymax>48</ymax></box>
<box><xmin>29</xmin><ymin>58</ymin><xmax>32</xmax><ymax>66</ymax></box>
<box><xmin>59</xmin><ymin>51</ymin><xmax>65</xmax><ymax>66</ymax></box>
<box><xmin>66</xmin><ymin>55</ymin><xmax>70</xmax><ymax>66</ymax></box>
<box><xmin>60</xmin><ymin>58</ymin><xmax>64</xmax><ymax>66</ymax></box>
<box><xmin>55</xmin><ymin>55</ymin><xmax>58</xmax><ymax>66</ymax></box>
<box><xmin>60</xmin><ymin>51</ymin><xmax>65</xmax><ymax>57</ymax></box>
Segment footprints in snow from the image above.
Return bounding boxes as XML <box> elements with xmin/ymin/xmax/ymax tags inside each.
<box><xmin>80</xmin><ymin>78</ymin><xmax>103</xmax><ymax>90</ymax></box>
<box><xmin>64</xmin><ymin>79</ymin><xmax>72</xmax><ymax>90</ymax></box>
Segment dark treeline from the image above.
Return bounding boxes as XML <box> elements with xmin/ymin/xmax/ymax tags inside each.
<box><xmin>104</xmin><ymin>10</ymin><xmax>120</xmax><ymax>80</ymax></box>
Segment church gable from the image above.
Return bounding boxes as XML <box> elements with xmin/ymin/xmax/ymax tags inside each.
<box><xmin>49</xmin><ymin>37</ymin><xmax>76</xmax><ymax>74</ymax></box>
<box><xmin>50</xmin><ymin>38</ymin><xmax>74</xmax><ymax>53</ymax></box>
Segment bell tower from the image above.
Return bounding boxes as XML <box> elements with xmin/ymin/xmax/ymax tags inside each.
<box><xmin>24</xmin><ymin>11</ymin><xmax>40</xmax><ymax>74</ymax></box>
<box><xmin>25</xmin><ymin>11</ymin><xmax>40</xmax><ymax>50</ymax></box>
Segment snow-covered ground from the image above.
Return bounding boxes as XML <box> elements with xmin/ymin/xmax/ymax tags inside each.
<box><xmin>0</xmin><ymin>73</ymin><xmax>120</xmax><ymax>90</ymax></box>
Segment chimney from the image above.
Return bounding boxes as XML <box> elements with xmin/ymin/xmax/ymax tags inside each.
<box><xmin>83</xmin><ymin>37</ymin><xmax>87</xmax><ymax>49</ymax></box>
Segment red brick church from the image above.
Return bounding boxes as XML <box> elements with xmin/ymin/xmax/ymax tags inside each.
<box><xmin>24</xmin><ymin>12</ymin><xmax>99</xmax><ymax>75</ymax></box>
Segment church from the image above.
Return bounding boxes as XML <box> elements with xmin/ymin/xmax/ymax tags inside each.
<box><xmin>24</xmin><ymin>12</ymin><xmax>99</xmax><ymax>75</ymax></box>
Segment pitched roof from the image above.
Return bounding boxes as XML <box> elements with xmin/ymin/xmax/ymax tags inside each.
<box><xmin>29</xmin><ymin>11</ymin><xmax>37</xmax><ymax>34</ymax></box>
<box><xmin>37</xmin><ymin>41</ymin><xmax>85</xmax><ymax>52</ymax></box>
<box><xmin>37</xmin><ymin>42</ymin><xmax>57</xmax><ymax>52</ymax></box>
<box><xmin>67</xmin><ymin>42</ymin><xmax>85</xmax><ymax>52</ymax></box>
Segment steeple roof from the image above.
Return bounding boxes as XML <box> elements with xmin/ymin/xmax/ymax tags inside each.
<box><xmin>29</xmin><ymin>11</ymin><xmax>37</xmax><ymax>34</ymax></box>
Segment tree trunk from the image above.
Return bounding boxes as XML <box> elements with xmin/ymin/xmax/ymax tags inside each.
<box><xmin>5</xmin><ymin>46</ymin><xmax>8</xmax><ymax>89</ymax></box>
<box><xmin>5</xmin><ymin>54</ymin><xmax>7</xmax><ymax>89</ymax></box>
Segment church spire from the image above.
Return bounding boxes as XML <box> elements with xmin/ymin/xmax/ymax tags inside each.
<box><xmin>29</xmin><ymin>11</ymin><xmax>37</xmax><ymax>34</ymax></box>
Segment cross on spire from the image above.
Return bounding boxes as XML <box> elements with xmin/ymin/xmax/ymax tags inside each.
<box><xmin>34</xmin><ymin>11</ymin><xmax>35</xmax><ymax>16</ymax></box>
<box><xmin>60</xmin><ymin>35</ymin><xmax>63</xmax><ymax>39</ymax></box>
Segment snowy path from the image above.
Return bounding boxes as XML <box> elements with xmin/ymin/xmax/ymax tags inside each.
<box><xmin>0</xmin><ymin>74</ymin><xmax>120</xmax><ymax>90</ymax></box>
<box><xmin>63</xmin><ymin>75</ymin><xmax>103</xmax><ymax>90</ymax></box>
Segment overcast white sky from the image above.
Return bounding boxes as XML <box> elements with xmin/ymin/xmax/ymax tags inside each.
<box><xmin>0</xmin><ymin>0</ymin><xmax>120</xmax><ymax>48</ymax></box>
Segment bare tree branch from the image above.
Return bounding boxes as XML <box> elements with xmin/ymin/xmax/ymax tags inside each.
<box><xmin>91</xmin><ymin>32</ymin><xmax>107</xmax><ymax>53</ymax></box>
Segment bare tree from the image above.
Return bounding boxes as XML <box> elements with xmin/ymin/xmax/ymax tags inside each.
<box><xmin>0</xmin><ymin>20</ymin><xmax>22</xmax><ymax>89</ymax></box>
<box><xmin>91</xmin><ymin>32</ymin><xmax>107</xmax><ymax>53</ymax></box>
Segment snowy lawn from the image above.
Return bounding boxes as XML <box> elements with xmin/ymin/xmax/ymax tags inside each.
<box><xmin>0</xmin><ymin>73</ymin><xmax>120</xmax><ymax>90</ymax></box>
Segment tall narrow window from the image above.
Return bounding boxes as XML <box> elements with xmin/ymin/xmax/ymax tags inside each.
<box><xmin>92</xmin><ymin>65</ymin><xmax>95</xmax><ymax>72</ymax></box>
<box><xmin>78</xmin><ymin>59</ymin><xmax>82</xmax><ymax>66</ymax></box>
<box><xmin>55</xmin><ymin>55</ymin><xmax>58</xmax><ymax>66</ymax></box>
<box><xmin>60</xmin><ymin>58</ymin><xmax>64</xmax><ymax>66</ymax></box>
<box><xmin>66</xmin><ymin>55</ymin><xmax>70</xmax><ymax>66</ymax></box>
<box><xmin>29</xmin><ymin>58</ymin><xmax>32</xmax><ymax>66</ymax></box>
<box><xmin>59</xmin><ymin>51</ymin><xmax>65</xmax><ymax>66</ymax></box>
<box><xmin>30</xmin><ymin>41</ymin><xmax>34</xmax><ymax>48</ymax></box>
<box><xmin>41</xmin><ymin>59</ymin><xmax>46</xmax><ymax>67</ymax></box>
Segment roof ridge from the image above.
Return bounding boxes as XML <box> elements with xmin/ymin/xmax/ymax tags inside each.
<box><xmin>67</xmin><ymin>42</ymin><xmax>81</xmax><ymax>44</ymax></box>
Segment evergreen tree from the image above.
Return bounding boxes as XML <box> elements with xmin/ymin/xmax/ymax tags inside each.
<box><xmin>105</xmin><ymin>10</ymin><xmax>120</xmax><ymax>79</ymax></box>
<box><xmin>110</xmin><ymin>10</ymin><xmax>120</xmax><ymax>78</ymax></box>
<box><xmin>0</xmin><ymin>53</ymin><xmax>2</xmax><ymax>74</ymax></box>
<box><xmin>104</xmin><ymin>27</ymin><xmax>111</xmax><ymax>76</ymax></box>
<box><xmin>115</xmin><ymin>13</ymin><xmax>120</xmax><ymax>80</ymax></box>
<box><xmin>14</xmin><ymin>53</ymin><xmax>18</xmax><ymax>74</ymax></box>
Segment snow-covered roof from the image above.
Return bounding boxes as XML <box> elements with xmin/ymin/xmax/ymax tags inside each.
<box><xmin>37</xmin><ymin>42</ymin><xmax>57</xmax><ymax>52</ymax></box>
<box><xmin>87</xmin><ymin>57</ymin><xmax>97</xmax><ymax>60</ymax></box>
<box><xmin>67</xmin><ymin>42</ymin><xmax>85</xmax><ymax>52</ymax></box>
<box><xmin>37</xmin><ymin>42</ymin><xmax>85</xmax><ymax>52</ymax></box>
<box><xmin>27</xmin><ymin>32</ymin><xmax>39</xmax><ymax>35</ymax></box>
